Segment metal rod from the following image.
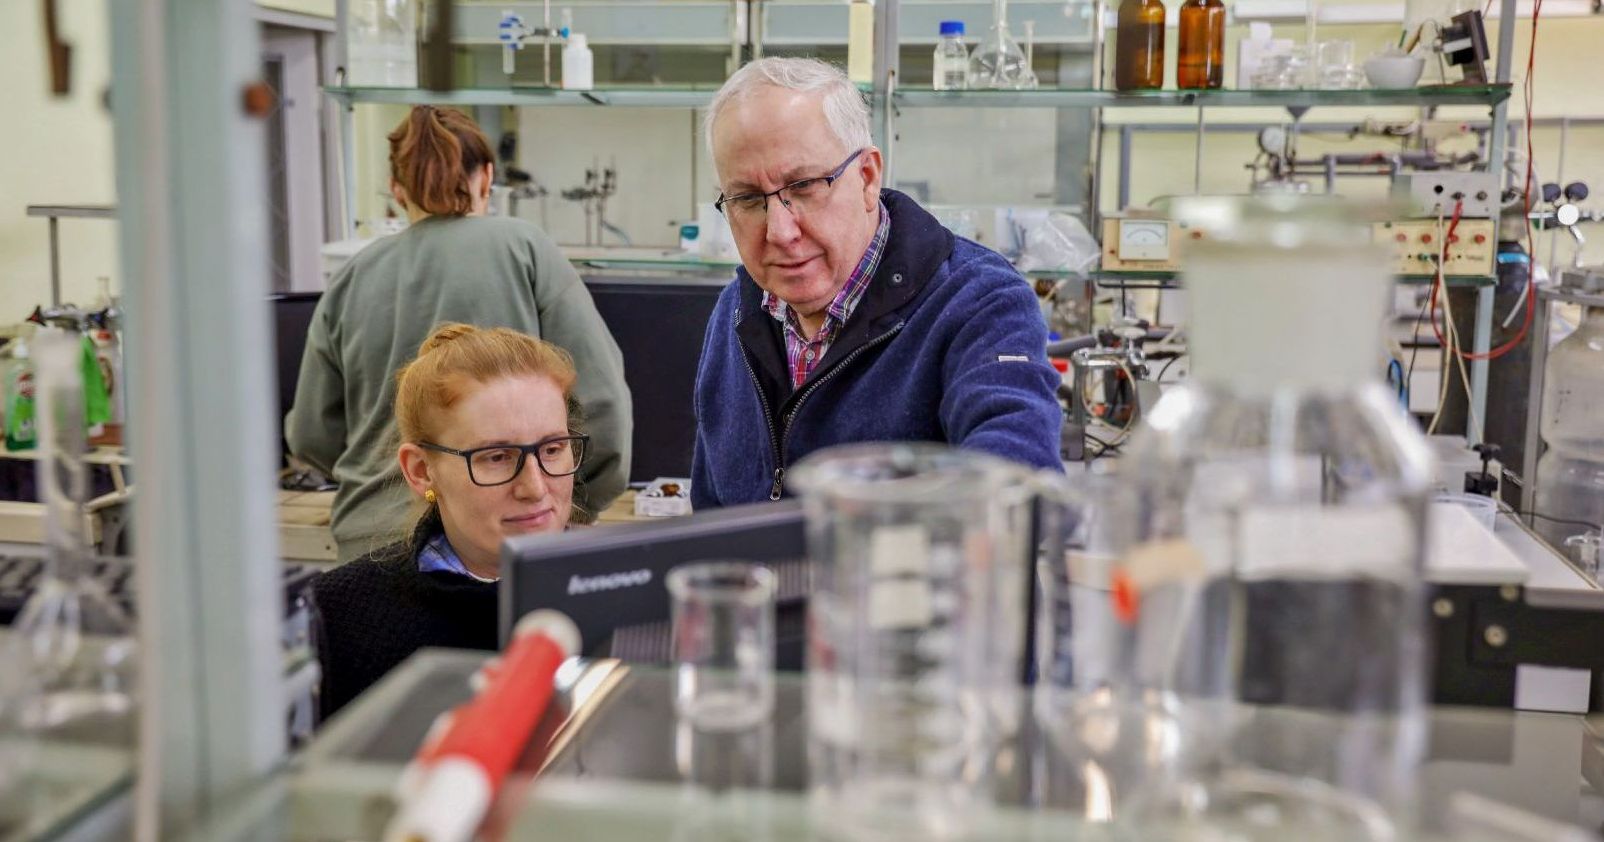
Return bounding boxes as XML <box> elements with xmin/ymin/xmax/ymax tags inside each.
<box><xmin>1521</xmin><ymin>290</ymin><xmax>1552</xmax><ymax>516</ymax></box>
<box><xmin>1193</xmin><ymin>107</ymin><xmax>1205</xmax><ymax>195</ymax></box>
<box><xmin>48</xmin><ymin>216</ymin><xmax>61</xmax><ymax>307</ymax></box>
<box><xmin>1118</xmin><ymin>124</ymin><xmax>1132</xmax><ymax>209</ymax></box>
<box><xmin>1469</xmin><ymin>284</ymin><xmax>1493</xmax><ymax>444</ymax></box>
<box><xmin>543</xmin><ymin>0</ymin><xmax>552</xmax><ymax>87</ymax></box>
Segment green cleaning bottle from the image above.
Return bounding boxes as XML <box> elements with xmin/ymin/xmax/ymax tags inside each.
<box><xmin>4</xmin><ymin>339</ymin><xmax>37</xmax><ymax>451</ymax></box>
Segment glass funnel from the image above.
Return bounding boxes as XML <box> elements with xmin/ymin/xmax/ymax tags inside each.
<box><xmin>967</xmin><ymin>0</ymin><xmax>1037</xmax><ymax>90</ymax></box>
<box><xmin>790</xmin><ymin>443</ymin><xmax>1035</xmax><ymax>842</ymax></box>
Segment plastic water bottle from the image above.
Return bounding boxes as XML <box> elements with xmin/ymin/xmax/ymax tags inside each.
<box><xmin>933</xmin><ymin>21</ymin><xmax>969</xmax><ymax>91</ymax></box>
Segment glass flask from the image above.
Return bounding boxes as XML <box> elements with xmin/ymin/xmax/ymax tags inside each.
<box><xmin>1533</xmin><ymin>304</ymin><xmax>1604</xmax><ymax>553</ymax></box>
<box><xmin>791</xmin><ymin>444</ymin><xmax>1035</xmax><ymax>842</ymax></box>
<box><xmin>1114</xmin><ymin>0</ymin><xmax>1166</xmax><ymax>91</ymax></box>
<box><xmin>1177</xmin><ymin>0</ymin><xmax>1226</xmax><ymax>89</ymax></box>
<box><xmin>347</xmin><ymin>0</ymin><xmax>418</xmax><ymax>87</ymax></box>
<box><xmin>967</xmin><ymin>0</ymin><xmax>1037</xmax><ymax>90</ymax></box>
<box><xmin>1044</xmin><ymin>196</ymin><xmax>1435</xmax><ymax>838</ymax></box>
<box><xmin>5</xmin><ymin>328</ymin><xmax>136</xmax><ymax>735</ymax></box>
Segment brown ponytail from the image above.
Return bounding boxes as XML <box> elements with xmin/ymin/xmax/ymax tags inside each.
<box><xmin>387</xmin><ymin>106</ymin><xmax>495</xmax><ymax>217</ymax></box>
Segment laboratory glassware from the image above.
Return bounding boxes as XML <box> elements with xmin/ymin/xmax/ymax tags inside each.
<box><xmin>1082</xmin><ymin>195</ymin><xmax>1434</xmax><ymax>837</ymax></box>
<box><xmin>933</xmin><ymin>21</ymin><xmax>970</xmax><ymax>91</ymax></box>
<box><xmin>1533</xmin><ymin>304</ymin><xmax>1604</xmax><ymax>552</ymax></box>
<box><xmin>968</xmin><ymin>0</ymin><xmax>1037</xmax><ymax>90</ymax></box>
<box><xmin>667</xmin><ymin>561</ymin><xmax>776</xmax><ymax>731</ymax></box>
<box><xmin>792</xmin><ymin>443</ymin><xmax>1034</xmax><ymax>841</ymax></box>
<box><xmin>7</xmin><ymin>328</ymin><xmax>137</xmax><ymax>735</ymax></box>
<box><xmin>1113</xmin><ymin>0</ymin><xmax>1166</xmax><ymax>90</ymax></box>
<box><xmin>1177</xmin><ymin>0</ymin><xmax>1226</xmax><ymax>89</ymax></box>
<box><xmin>347</xmin><ymin>0</ymin><xmax>418</xmax><ymax>86</ymax></box>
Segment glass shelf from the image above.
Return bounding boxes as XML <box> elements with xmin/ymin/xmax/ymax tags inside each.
<box><xmin>327</xmin><ymin>84</ymin><xmax>1511</xmax><ymax>110</ymax></box>
<box><xmin>566</xmin><ymin>247</ymin><xmax>739</xmax><ymax>275</ymax></box>
<box><xmin>324</xmin><ymin>85</ymin><xmax>721</xmax><ymax>108</ymax></box>
<box><xmin>895</xmin><ymin>85</ymin><xmax>1512</xmax><ymax>109</ymax></box>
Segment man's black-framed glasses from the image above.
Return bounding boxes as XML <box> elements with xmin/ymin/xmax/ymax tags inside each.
<box><xmin>419</xmin><ymin>435</ymin><xmax>590</xmax><ymax>486</ymax></box>
<box><xmin>714</xmin><ymin>147</ymin><xmax>866</xmax><ymax>229</ymax></box>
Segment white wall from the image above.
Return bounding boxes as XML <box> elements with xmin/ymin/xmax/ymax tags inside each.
<box><xmin>0</xmin><ymin>0</ymin><xmax>119</xmax><ymax>311</ymax></box>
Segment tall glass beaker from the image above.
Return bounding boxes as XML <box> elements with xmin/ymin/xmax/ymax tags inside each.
<box><xmin>792</xmin><ymin>443</ymin><xmax>1035</xmax><ymax>841</ymax></box>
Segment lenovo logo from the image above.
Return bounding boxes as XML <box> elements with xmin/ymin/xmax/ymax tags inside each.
<box><xmin>567</xmin><ymin>568</ymin><xmax>653</xmax><ymax>595</ymax></box>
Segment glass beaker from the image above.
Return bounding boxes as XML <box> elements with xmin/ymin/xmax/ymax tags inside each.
<box><xmin>967</xmin><ymin>0</ymin><xmax>1037</xmax><ymax>90</ymax></box>
<box><xmin>791</xmin><ymin>443</ymin><xmax>1036</xmax><ymax>842</ymax></box>
<box><xmin>1054</xmin><ymin>196</ymin><xmax>1434</xmax><ymax>838</ymax></box>
<box><xmin>347</xmin><ymin>0</ymin><xmax>418</xmax><ymax>87</ymax></box>
<box><xmin>667</xmin><ymin>561</ymin><xmax>776</xmax><ymax>732</ymax></box>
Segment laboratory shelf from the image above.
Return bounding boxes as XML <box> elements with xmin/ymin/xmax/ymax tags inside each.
<box><xmin>324</xmin><ymin>85</ymin><xmax>721</xmax><ymax>108</ymax></box>
<box><xmin>895</xmin><ymin>84</ymin><xmax>1512</xmax><ymax>109</ymax></box>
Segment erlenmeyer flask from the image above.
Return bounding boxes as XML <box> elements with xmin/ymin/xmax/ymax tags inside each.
<box><xmin>967</xmin><ymin>0</ymin><xmax>1037</xmax><ymax>90</ymax></box>
<box><xmin>7</xmin><ymin>328</ymin><xmax>136</xmax><ymax>734</ymax></box>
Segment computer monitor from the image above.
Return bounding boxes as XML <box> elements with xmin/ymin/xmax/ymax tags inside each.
<box><xmin>499</xmin><ymin>501</ymin><xmax>807</xmax><ymax>666</ymax></box>
<box><xmin>269</xmin><ymin>291</ymin><xmax>322</xmax><ymax>463</ymax></box>
<box><xmin>580</xmin><ymin>275</ymin><xmax>725</xmax><ymax>482</ymax></box>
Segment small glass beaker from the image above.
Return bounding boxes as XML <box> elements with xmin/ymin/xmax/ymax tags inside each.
<box><xmin>792</xmin><ymin>443</ymin><xmax>1036</xmax><ymax>842</ymax></box>
<box><xmin>1317</xmin><ymin>39</ymin><xmax>1363</xmax><ymax>89</ymax></box>
<box><xmin>667</xmin><ymin>562</ymin><xmax>776</xmax><ymax>732</ymax></box>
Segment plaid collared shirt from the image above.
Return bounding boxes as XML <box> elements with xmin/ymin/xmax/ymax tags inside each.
<box><xmin>761</xmin><ymin>202</ymin><xmax>891</xmax><ymax>391</ymax></box>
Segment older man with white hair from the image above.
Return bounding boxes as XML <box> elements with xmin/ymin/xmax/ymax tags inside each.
<box><xmin>690</xmin><ymin>57</ymin><xmax>1063</xmax><ymax>508</ymax></box>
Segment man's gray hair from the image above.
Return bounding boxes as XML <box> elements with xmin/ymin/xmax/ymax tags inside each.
<box><xmin>704</xmin><ymin>58</ymin><xmax>872</xmax><ymax>165</ymax></box>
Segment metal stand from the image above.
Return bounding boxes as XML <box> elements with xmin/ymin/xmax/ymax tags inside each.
<box><xmin>106</xmin><ymin>0</ymin><xmax>285</xmax><ymax>836</ymax></box>
<box><xmin>25</xmin><ymin>205</ymin><xmax>117</xmax><ymax>307</ymax></box>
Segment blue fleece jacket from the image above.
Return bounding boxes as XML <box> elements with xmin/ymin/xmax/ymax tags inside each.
<box><xmin>690</xmin><ymin>189</ymin><xmax>1063</xmax><ymax>509</ymax></box>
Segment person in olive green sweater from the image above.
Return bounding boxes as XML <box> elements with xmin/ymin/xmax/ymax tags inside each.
<box><xmin>287</xmin><ymin>105</ymin><xmax>630</xmax><ymax>562</ymax></box>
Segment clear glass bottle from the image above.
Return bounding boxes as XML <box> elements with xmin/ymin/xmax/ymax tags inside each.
<box><xmin>1114</xmin><ymin>0</ymin><xmax>1166</xmax><ymax>90</ymax></box>
<box><xmin>1533</xmin><ymin>304</ymin><xmax>1604</xmax><ymax>551</ymax></box>
<box><xmin>1049</xmin><ymin>196</ymin><xmax>1434</xmax><ymax>835</ymax></box>
<box><xmin>933</xmin><ymin>21</ymin><xmax>970</xmax><ymax>91</ymax></box>
<box><xmin>792</xmin><ymin>444</ymin><xmax>1035</xmax><ymax>841</ymax></box>
<box><xmin>347</xmin><ymin>0</ymin><xmax>418</xmax><ymax>87</ymax></box>
<box><xmin>1177</xmin><ymin>0</ymin><xmax>1227</xmax><ymax>89</ymax></box>
<box><xmin>968</xmin><ymin>0</ymin><xmax>1037</xmax><ymax>90</ymax></box>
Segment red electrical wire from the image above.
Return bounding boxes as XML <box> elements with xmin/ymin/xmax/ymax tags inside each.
<box><xmin>1436</xmin><ymin>0</ymin><xmax>1543</xmax><ymax>363</ymax></box>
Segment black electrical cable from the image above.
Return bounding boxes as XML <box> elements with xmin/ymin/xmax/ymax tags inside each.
<box><xmin>1403</xmin><ymin>293</ymin><xmax>1431</xmax><ymax>412</ymax></box>
<box><xmin>1519</xmin><ymin>511</ymin><xmax>1599</xmax><ymax>532</ymax></box>
<box><xmin>1154</xmin><ymin>353</ymin><xmax>1185</xmax><ymax>383</ymax></box>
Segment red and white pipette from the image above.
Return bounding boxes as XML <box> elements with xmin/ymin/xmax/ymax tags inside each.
<box><xmin>383</xmin><ymin>610</ymin><xmax>581</xmax><ymax>842</ymax></box>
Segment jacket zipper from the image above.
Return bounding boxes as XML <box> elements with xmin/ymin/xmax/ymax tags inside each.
<box><xmin>772</xmin><ymin>321</ymin><xmax>907</xmax><ymax>496</ymax></box>
<box><xmin>738</xmin><ymin>344</ymin><xmax>787</xmax><ymax>500</ymax></box>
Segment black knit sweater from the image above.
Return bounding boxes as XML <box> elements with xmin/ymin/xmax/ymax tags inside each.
<box><xmin>310</xmin><ymin>512</ymin><xmax>499</xmax><ymax>719</ymax></box>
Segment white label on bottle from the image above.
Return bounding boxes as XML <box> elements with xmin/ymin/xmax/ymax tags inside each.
<box><xmin>1234</xmin><ymin>504</ymin><xmax>1417</xmax><ymax>581</ymax></box>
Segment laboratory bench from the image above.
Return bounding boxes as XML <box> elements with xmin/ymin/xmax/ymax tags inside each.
<box><xmin>155</xmin><ymin>650</ymin><xmax>1604</xmax><ymax>841</ymax></box>
<box><xmin>10</xmin><ymin>512</ymin><xmax>1604</xmax><ymax>841</ymax></box>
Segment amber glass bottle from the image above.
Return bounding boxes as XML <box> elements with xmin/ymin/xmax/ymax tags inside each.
<box><xmin>1113</xmin><ymin>0</ymin><xmax>1166</xmax><ymax>91</ymax></box>
<box><xmin>1177</xmin><ymin>0</ymin><xmax>1226</xmax><ymax>89</ymax></box>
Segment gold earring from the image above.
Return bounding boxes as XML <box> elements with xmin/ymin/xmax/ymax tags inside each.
<box><xmin>424</xmin><ymin>489</ymin><xmax>437</xmax><ymax>505</ymax></box>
